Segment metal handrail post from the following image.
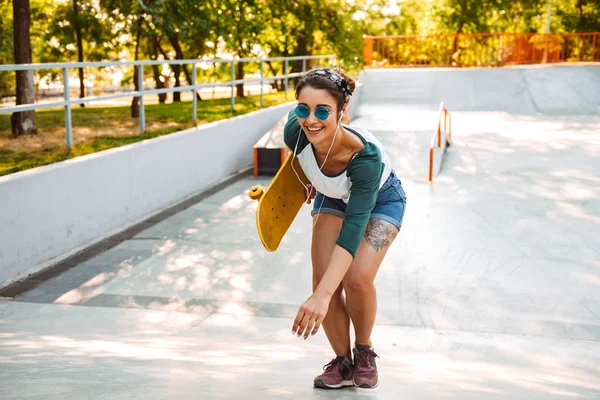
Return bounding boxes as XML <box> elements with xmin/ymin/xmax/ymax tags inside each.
<box><xmin>230</xmin><ymin>60</ymin><xmax>235</xmax><ymax>113</ymax></box>
<box><xmin>302</xmin><ymin>58</ymin><xmax>307</xmax><ymax>72</ymax></box>
<box><xmin>448</xmin><ymin>112</ymin><xmax>452</xmax><ymax>141</ymax></box>
<box><xmin>428</xmin><ymin>147</ymin><xmax>434</xmax><ymax>182</ymax></box>
<box><xmin>63</xmin><ymin>67</ymin><xmax>73</xmax><ymax>149</ymax></box>
<box><xmin>138</xmin><ymin>65</ymin><xmax>145</xmax><ymax>134</ymax></box>
<box><xmin>192</xmin><ymin>63</ymin><xmax>197</xmax><ymax>125</ymax></box>
<box><xmin>444</xmin><ymin>108</ymin><xmax>448</xmax><ymax>132</ymax></box>
<box><xmin>260</xmin><ymin>59</ymin><xmax>264</xmax><ymax>107</ymax></box>
<box><xmin>429</xmin><ymin>102</ymin><xmax>452</xmax><ymax>182</ymax></box>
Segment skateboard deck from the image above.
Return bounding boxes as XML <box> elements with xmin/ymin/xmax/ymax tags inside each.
<box><xmin>249</xmin><ymin>152</ymin><xmax>310</xmax><ymax>252</ymax></box>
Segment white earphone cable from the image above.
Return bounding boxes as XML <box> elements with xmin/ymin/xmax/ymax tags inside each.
<box><xmin>290</xmin><ymin>111</ymin><xmax>344</xmax><ymax>228</ymax></box>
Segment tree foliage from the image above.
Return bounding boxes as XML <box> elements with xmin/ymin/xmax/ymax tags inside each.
<box><xmin>1</xmin><ymin>0</ymin><xmax>599</xmax><ymax>99</ymax></box>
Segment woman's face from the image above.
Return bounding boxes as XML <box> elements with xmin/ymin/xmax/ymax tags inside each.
<box><xmin>296</xmin><ymin>86</ymin><xmax>343</xmax><ymax>147</ymax></box>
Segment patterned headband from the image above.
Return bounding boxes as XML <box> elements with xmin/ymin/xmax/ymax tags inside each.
<box><xmin>305</xmin><ymin>68</ymin><xmax>353</xmax><ymax>99</ymax></box>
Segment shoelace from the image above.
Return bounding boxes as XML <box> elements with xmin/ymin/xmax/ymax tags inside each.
<box><xmin>357</xmin><ymin>349</ymin><xmax>379</xmax><ymax>368</ymax></box>
<box><xmin>322</xmin><ymin>357</ymin><xmax>344</xmax><ymax>371</ymax></box>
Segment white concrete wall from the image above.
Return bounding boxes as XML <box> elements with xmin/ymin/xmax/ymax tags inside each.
<box><xmin>347</xmin><ymin>81</ymin><xmax>363</xmax><ymax>121</ymax></box>
<box><xmin>0</xmin><ymin>103</ymin><xmax>293</xmax><ymax>286</ymax></box>
<box><xmin>357</xmin><ymin>65</ymin><xmax>600</xmax><ymax>114</ymax></box>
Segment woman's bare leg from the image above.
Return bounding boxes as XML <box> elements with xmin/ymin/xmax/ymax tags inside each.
<box><xmin>343</xmin><ymin>219</ymin><xmax>399</xmax><ymax>346</ymax></box>
<box><xmin>311</xmin><ymin>213</ymin><xmax>351</xmax><ymax>359</ymax></box>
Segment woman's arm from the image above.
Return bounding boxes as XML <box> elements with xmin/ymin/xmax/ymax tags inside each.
<box><xmin>292</xmin><ymin>245</ymin><xmax>353</xmax><ymax>339</ymax></box>
<box><xmin>314</xmin><ymin>245</ymin><xmax>353</xmax><ymax>298</ymax></box>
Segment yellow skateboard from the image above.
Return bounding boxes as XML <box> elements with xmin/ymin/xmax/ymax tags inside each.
<box><xmin>249</xmin><ymin>152</ymin><xmax>310</xmax><ymax>252</ymax></box>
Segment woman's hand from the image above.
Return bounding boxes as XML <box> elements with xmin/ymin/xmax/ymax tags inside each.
<box><xmin>305</xmin><ymin>184</ymin><xmax>316</xmax><ymax>204</ymax></box>
<box><xmin>292</xmin><ymin>293</ymin><xmax>330</xmax><ymax>339</ymax></box>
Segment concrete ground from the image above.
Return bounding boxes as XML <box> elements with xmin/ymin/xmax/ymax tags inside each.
<box><xmin>1</xmin><ymin>66</ymin><xmax>600</xmax><ymax>399</ymax></box>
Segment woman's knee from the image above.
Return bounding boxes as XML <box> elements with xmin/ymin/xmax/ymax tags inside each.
<box><xmin>342</xmin><ymin>271</ymin><xmax>375</xmax><ymax>296</ymax></box>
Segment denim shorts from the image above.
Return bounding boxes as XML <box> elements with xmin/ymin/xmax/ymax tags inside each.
<box><xmin>311</xmin><ymin>170</ymin><xmax>407</xmax><ymax>229</ymax></box>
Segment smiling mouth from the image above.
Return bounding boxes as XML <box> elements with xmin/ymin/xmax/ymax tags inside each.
<box><xmin>305</xmin><ymin>126</ymin><xmax>324</xmax><ymax>135</ymax></box>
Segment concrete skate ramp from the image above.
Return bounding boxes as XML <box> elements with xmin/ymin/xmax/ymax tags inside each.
<box><xmin>358</xmin><ymin>64</ymin><xmax>600</xmax><ymax>115</ymax></box>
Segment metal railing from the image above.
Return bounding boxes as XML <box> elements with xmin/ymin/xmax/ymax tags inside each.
<box><xmin>363</xmin><ymin>32</ymin><xmax>600</xmax><ymax>68</ymax></box>
<box><xmin>429</xmin><ymin>102</ymin><xmax>452</xmax><ymax>182</ymax></box>
<box><xmin>0</xmin><ymin>55</ymin><xmax>335</xmax><ymax>148</ymax></box>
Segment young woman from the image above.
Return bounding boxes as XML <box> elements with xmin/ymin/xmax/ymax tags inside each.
<box><xmin>284</xmin><ymin>68</ymin><xmax>407</xmax><ymax>389</ymax></box>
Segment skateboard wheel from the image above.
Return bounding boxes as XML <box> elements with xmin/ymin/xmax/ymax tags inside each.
<box><xmin>249</xmin><ymin>185</ymin><xmax>264</xmax><ymax>200</ymax></box>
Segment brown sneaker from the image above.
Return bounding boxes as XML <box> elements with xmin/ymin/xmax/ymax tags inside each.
<box><xmin>353</xmin><ymin>346</ymin><xmax>379</xmax><ymax>388</ymax></box>
<box><xmin>313</xmin><ymin>356</ymin><xmax>354</xmax><ymax>389</ymax></box>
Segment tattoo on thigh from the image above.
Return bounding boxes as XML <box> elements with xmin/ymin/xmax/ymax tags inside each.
<box><xmin>364</xmin><ymin>219</ymin><xmax>399</xmax><ymax>251</ymax></box>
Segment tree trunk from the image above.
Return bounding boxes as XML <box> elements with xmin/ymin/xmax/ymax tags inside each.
<box><xmin>167</xmin><ymin>35</ymin><xmax>201</xmax><ymax>101</ymax></box>
<box><xmin>293</xmin><ymin>34</ymin><xmax>309</xmax><ymax>74</ymax></box>
<box><xmin>235</xmin><ymin>60</ymin><xmax>245</xmax><ymax>98</ymax></box>
<box><xmin>172</xmin><ymin>63</ymin><xmax>181</xmax><ymax>102</ymax></box>
<box><xmin>292</xmin><ymin>34</ymin><xmax>310</xmax><ymax>87</ymax></box>
<box><xmin>266</xmin><ymin>61</ymin><xmax>280</xmax><ymax>90</ymax></box>
<box><xmin>154</xmin><ymin>38</ymin><xmax>174</xmax><ymax>103</ymax></box>
<box><xmin>11</xmin><ymin>0</ymin><xmax>37</xmax><ymax>136</ymax></box>
<box><xmin>577</xmin><ymin>0</ymin><xmax>584</xmax><ymax>30</ymax></box>
<box><xmin>234</xmin><ymin>31</ymin><xmax>245</xmax><ymax>98</ymax></box>
<box><xmin>152</xmin><ymin>64</ymin><xmax>166</xmax><ymax>103</ymax></box>
<box><xmin>151</xmin><ymin>37</ymin><xmax>166</xmax><ymax>104</ymax></box>
<box><xmin>450</xmin><ymin>20</ymin><xmax>465</xmax><ymax>66</ymax></box>
<box><xmin>72</xmin><ymin>0</ymin><xmax>85</xmax><ymax>108</ymax></box>
<box><xmin>131</xmin><ymin>14</ymin><xmax>143</xmax><ymax>118</ymax></box>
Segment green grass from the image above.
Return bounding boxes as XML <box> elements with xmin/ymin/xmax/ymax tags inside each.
<box><xmin>0</xmin><ymin>91</ymin><xmax>291</xmax><ymax>176</ymax></box>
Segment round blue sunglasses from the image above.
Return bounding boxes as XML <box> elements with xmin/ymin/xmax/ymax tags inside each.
<box><xmin>295</xmin><ymin>104</ymin><xmax>334</xmax><ymax>120</ymax></box>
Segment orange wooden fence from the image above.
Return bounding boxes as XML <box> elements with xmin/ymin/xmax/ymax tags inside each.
<box><xmin>363</xmin><ymin>32</ymin><xmax>600</xmax><ymax>68</ymax></box>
